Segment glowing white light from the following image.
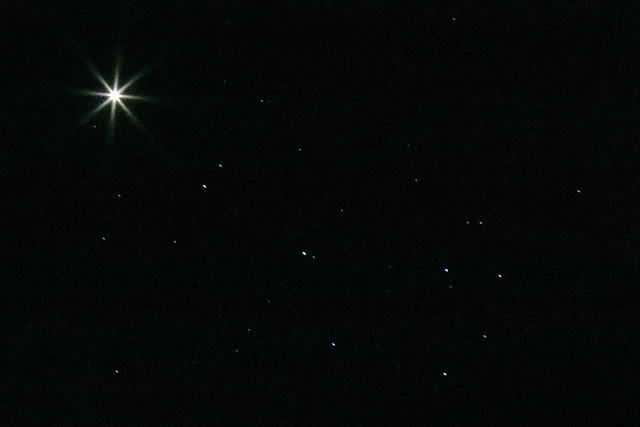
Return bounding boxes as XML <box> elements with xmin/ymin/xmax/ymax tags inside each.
<box><xmin>109</xmin><ymin>89</ymin><xmax>121</xmax><ymax>101</ymax></box>
<box><xmin>443</xmin><ymin>372</ymin><xmax>447</xmax><ymax>376</ymax></box>
<box><xmin>72</xmin><ymin>52</ymin><xmax>156</xmax><ymax>142</ymax></box>
<box><xmin>444</xmin><ymin>268</ymin><xmax>449</xmax><ymax>272</ymax></box>
<box><xmin>302</xmin><ymin>251</ymin><xmax>307</xmax><ymax>256</ymax></box>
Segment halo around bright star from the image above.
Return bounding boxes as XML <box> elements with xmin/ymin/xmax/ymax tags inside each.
<box><xmin>71</xmin><ymin>52</ymin><xmax>155</xmax><ymax>142</ymax></box>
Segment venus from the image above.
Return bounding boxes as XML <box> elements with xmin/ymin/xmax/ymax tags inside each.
<box><xmin>71</xmin><ymin>51</ymin><xmax>154</xmax><ymax>143</ymax></box>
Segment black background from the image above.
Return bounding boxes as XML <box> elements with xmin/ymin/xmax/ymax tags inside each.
<box><xmin>1</xmin><ymin>1</ymin><xmax>639</xmax><ymax>424</ymax></box>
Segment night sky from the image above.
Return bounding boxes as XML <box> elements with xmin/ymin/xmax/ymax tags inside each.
<box><xmin>2</xmin><ymin>1</ymin><xmax>639</xmax><ymax>424</ymax></box>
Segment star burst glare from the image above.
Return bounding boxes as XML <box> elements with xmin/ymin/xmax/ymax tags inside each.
<box><xmin>73</xmin><ymin>52</ymin><xmax>154</xmax><ymax>142</ymax></box>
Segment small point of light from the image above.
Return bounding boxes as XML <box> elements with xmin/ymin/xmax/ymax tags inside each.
<box><xmin>331</xmin><ymin>342</ymin><xmax>336</xmax><ymax>347</ymax></box>
<box><xmin>483</xmin><ymin>334</ymin><xmax>487</xmax><ymax>338</ymax></box>
<box><xmin>102</xmin><ymin>237</ymin><xmax>106</xmax><ymax>241</ymax></box>
<box><xmin>478</xmin><ymin>221</ymin><xmax>483</xmax><ymax>225</ymax></box>
<box><xmin>173</xmin><ymin>240</ymin><xmax>177</xmax><ymax>244</ymax></box>
<box><xmin>219</xmin><ymin>164</ymin><xmax>222</xmax><ymax>167</ymax></box>
<box><xmin>414</xmin><ymin>178</ymin><xmax>418</xmax><ymax>182</ymax></box>
<box><xmin>443</xmin><ymin>372</ymin><xmax>447</xmax><ymax>376</ymax></box>
<box><xmin>117</xmin><ymin>193</ymin><xmax>121</xmax><ymax>198</ymax></box>
<box><xmin>444</xmin><ymin>268</ymin><xmax>449</xmax><ymax>272</ymax></box>
<box><xmin>202</xmin><ymin>184</ymin><xmax>207</xmax><ymax>189</ymax></box>
<box><xmin>466</xmin><ymin>221</ymin><xmax>470</xmax><ymax>224</ymax></box>
<box><xmin>115</xmin><ymin>370</ymin><xmax>119</xmax><ymax>373</ymax></box>
<box><xmin>497</xmin><ymin>274</ymin><xmax>502</xmax><ymax>278</ymax></box>
<box><xmin>577</xmin><ymin>189</ymin><xmax>581</xmax><ymax>193</ymax></box>
<box><xmin>302</xmin><ymin>251</ymin><xmax>307</xmax><ymax>256</ymax></box>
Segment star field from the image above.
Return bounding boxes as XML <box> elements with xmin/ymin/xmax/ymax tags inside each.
<box><xmin>1</xmin><ymin>1</ymin><xmax>639</xmax><ymax>424</ymax></box>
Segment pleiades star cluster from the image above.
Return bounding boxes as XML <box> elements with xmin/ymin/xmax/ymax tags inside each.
<box><xmin>1</xmin><ymin>1</ymin><xmax>638</xmax><ymax>424</ymax></box>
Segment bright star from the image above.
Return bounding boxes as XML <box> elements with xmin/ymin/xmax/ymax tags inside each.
<box><xmin>71</xmin><ymin>51</ymin><xmax>156</xmax><ymax>143</ymax></box>
<box><xmin>109</xmin><ymin>89</ymin><xmax>121</xmax><ymax>102</ymax></box>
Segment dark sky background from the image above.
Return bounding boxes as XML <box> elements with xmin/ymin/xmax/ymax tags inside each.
<box><xmin>1</xmin><ymin>1</ymin><xmax>639</xmax><ymax>424</ymax></box>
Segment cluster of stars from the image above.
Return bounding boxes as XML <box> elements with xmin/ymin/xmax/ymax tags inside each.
<box><xmin>70</xmin><ymin>50</ymin><xmax>591</xmax><ymax>387</ymax></box>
